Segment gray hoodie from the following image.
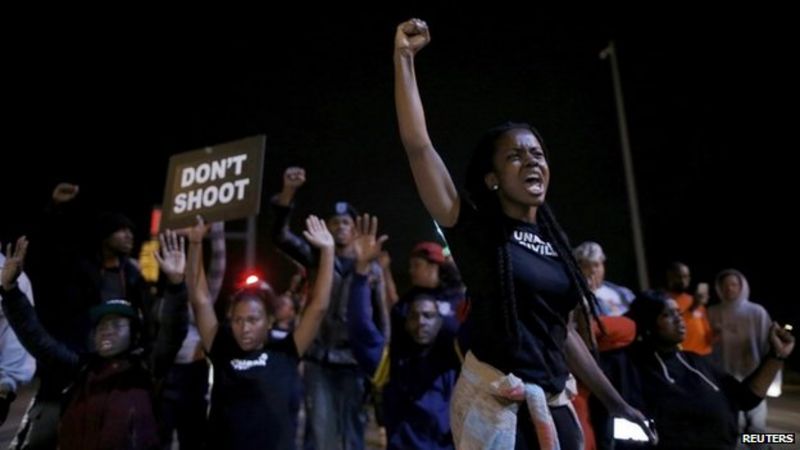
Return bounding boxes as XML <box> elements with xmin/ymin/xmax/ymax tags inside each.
<box><xmin>708</xmin><ymin>269</ymin><xmax>771</xmax><ymax>380</ymax></box>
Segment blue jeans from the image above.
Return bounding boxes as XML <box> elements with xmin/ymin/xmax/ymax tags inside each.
<box><xmin>304</xmin><ymin>362</ymin><xmax>366</xmax><ymax>450</ymax></box>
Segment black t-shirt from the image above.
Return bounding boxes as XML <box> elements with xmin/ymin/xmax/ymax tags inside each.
<box><xmin>99</xmin><ymin>267</ymin><xmax>126</xmax><ymax>302</ymax></box>
<box><xmin>208</xmin><ymin>326</ymin><xmax>300</xmax><ymax>450</ymax></box>
<box><xmin>442</xmin><ymin>201</ymin><xmax>577</xmax><ymax>393</ymax></box>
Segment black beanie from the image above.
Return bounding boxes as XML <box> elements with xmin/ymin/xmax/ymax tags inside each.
<box><xmin>95</xmin><ymin>212</ymin><xmax>135</xmax><ymax>241</ymax></box>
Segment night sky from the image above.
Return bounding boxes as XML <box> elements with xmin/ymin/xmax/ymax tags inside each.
<box><xmin>4</xmin><ymin>8</ymin><xmax>796</xmax><ymax>330</ymax></box>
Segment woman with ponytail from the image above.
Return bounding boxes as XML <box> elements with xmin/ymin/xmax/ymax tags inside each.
<box><xmin>393</xmin><ymin>18</ymin><xmax>655</xmax><ymax>449</ymax></box>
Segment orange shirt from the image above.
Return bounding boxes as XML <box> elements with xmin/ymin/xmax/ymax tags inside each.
<box><xmin>674</xmin><ymin>293</ymin><xmax>713</xmax><ymax>355</ymax></box>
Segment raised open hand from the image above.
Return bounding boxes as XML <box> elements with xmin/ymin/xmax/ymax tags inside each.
<box><xmin>1</xmin><ymin>236</ymin><xmax>29</xmax><ymax>290</ymax></box>
<box><xmin>352</xmin><ymin>214</ymin><xmax>388</xmax><ymax>266</ymax></box>
<box><xmin>154</xmin><ymin>230</ymin><xmax>186</xmax><ymax>284</ymax></box>
<box><xmin>303</xmin><ymin>215</ymin><xmax>334</xmax><ymax>250</ymax></box>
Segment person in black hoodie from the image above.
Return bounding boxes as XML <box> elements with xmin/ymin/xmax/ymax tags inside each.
<box><xmin>0</xmin><ymin>232</ymin><xmax>188</xmax><ymax>450</ymax></box>
<box><xmin>623</xmin><ymin>291</ymin><xmax>794</xmax><ymax>449</ymax></box>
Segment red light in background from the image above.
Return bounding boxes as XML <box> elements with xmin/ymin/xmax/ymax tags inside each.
<box><xmin>150</xmin><ymin>208</ymin><xmax>162</xmax><ymax>237</ymax></box>
<box><xmin>239</xmin><ymin>271</ymin><xmax>267</xmax><ymax>290</ymax></box>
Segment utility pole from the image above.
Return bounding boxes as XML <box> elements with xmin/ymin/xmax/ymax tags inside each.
<box><xmin>600</xmin><ymin>40</ymin><xmax>649</xmax><ymax>290</ymax></box>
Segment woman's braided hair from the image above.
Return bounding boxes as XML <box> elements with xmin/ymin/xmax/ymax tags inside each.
<box><xmin>464</xmin><ymin>122</ymin><xmax>601</xmax><ymax>349</ymax></box>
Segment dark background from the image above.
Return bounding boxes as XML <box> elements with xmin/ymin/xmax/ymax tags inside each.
<box><xmin>3</xmin><ymin>8</ymin><xmax>796</xmax><ymax>335</ymax></box>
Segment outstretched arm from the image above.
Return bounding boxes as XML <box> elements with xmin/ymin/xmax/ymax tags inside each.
<box><xmin>347</xmin><ymin>215</ymin><xmax>390</xmax><ymax>373</ymax></box>
<box><xmin>394</xmin><ymin>19</ymin><xmax>460</xmax><ymax>226</ymax></box>
<box><xmin>150</xmin><ymin>230</ymin><xmax>189</xmax><ymax>378</ymax></box>
<box><xmin>293</xmin><ymin>216</ymin><xmax>335</xmax><ymax>355</ymax></box>
<box><xmin>0</xmin><ymin>256</ymin><xmax>36</xmax><ymax>402</ymax></box>
<box><xmin>348</xmin><ymin>274</ymin><xmax>385</xmax><ymax>375</ymax></box>
<box><xmin>1</xmin><ymin>237</ymin><xmax>80</xmax><ymax>373</ymax></box>
<box><xmin>270</xmin><ymin>167</ymin><xmax>315</xmax><ymax>267</ymax></box>
<box><xmin>378</xmin><ymin>251</ymin><xmax>399</xmax><ymax>307</ymax></box>
<box><xmin>184</xmin><ymin>218</ymin><xmax>218</xmax><ymax>353</ymax></box>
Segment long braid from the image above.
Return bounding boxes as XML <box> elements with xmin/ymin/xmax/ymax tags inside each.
<box><xmin>465</xmin><ymin>121</ymin><xmax>601</xmax><ymax>351</ymax></box>
<box><xmin>497</xmin><ymin>222</ymin><xmax>521</xmax><ymax>345</ymax></box>
<box><xmin>538</xmin><ymin>203</ymin><xmax>604</xmax><ymax>351</ymax></box>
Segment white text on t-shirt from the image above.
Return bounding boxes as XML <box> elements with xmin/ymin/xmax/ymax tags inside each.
<box><xmin>512</xmin><ymin>231</ymin><xmax>557</xmax><ymax>257</ymax></box>
<box><xmin>230</xmin><ymin>352</ymin><xmax>269</xmax><ymax>371</ymax></box>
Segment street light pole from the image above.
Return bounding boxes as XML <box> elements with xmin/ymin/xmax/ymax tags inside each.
<box><xmin>600</xmin><ymin>40</ymin><xmax>650</xmax><ymax>290</ymax></box>
<box><xmin>224</xmin><ymin>215</ymin><xmax>258</xmax><ymax>271</ymax></box>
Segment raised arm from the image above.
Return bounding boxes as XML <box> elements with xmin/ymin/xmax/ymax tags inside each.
<box><xmin>293</xmin><ymin>215</ymin><xmax>335</xmax><ymax>355</ymax></box>
<box><xmin>27</xmin><ymin>183</ymin><xmax>82</xmax><ymax>274</ymax></box>
<box><xmin>270</xmin><ymin>167</ymin><xmax>315</xmax><ymax>266</ymax></box>
<box><xmin>347</xmin><ymin>214</ymin><xmax>390</xmax><ymax>373</ymax></box>
<box><xmin>150</xmin><ymin>230</ymin><xmax>189</xmax><ymax>378</ymax></box>
<box><xmin>184</xmin><ymin>218</ymin><xmax>218</xmax><ymax>353</ymax></box>
<box><xmin>0</xmin><ymin>258</ymin><xmax>36</xmax><ymax>406</ymax></box>
<box><xmin>394</xmin><ymin>19</ymin><xmax>460</xmax><ymax>227</ymax></box>
<box><xmin>1</xmin><ymin>237</ymin><xmax>80</xmax><ymax>373</ymax></box>
<box><xmin>378</xmin><ymin>251</ymin><xmax>400</xmax><ymax>306</ymax></box>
